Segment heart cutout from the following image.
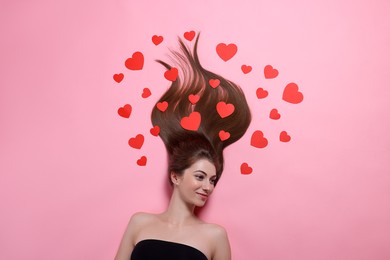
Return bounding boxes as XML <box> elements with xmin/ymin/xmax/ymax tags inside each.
<box><xmin>188</xmin><ymin>94</ymin><xmax>200</xmax><ymax>104</ymax></box>
<box><xmin>118</xmin><ymin>104</ymin><xmax>132</xmax><ymax>118</ymax></box>
<box><xmin>240</xmin><ymin>163</ymin><xmax>253</xmax><ymax>175</ymax></box>
<box><xmin>241</xmin><ymin>65</ymin><xmax>252</xmax><ymax>74</ymax></box>
<box><xmin>164</xmin><ymin>67</ymin><xmax>178</xmax><ymax>81</ymax></box>
<box><xmin>125</xmin><ymin>51</ymin><xmax>144</xmax><ymax>70</ymax></box>
<box><xmin>113</xmin><ymin>73</ymin><xmax>124</xmax><ymax>83</ymax></box>
<box><xmin>250</xmin><ymin>130</ymin><xmax>268</xmax><ymax>148</ymax></box>
<box><xmin>216</xmin><ymin>43</ymin><xmax>237</xmax><ymax>62</ymax></box>
<box><xmin>152</xmin><ymin>35</ymin><xmax>163</xmax><ymax>45</ymax></box>
<box><xmin>216</xmin><ymin>102</ymin><xmax>235</xmax><ymax>118</ymax></box>
<box><xmin>180</xmin><ymin>112</ymin><xmax>201</xmax><ymax>131</ymax></box>
<box><xmin>156</xmin><ymin>101</ymin><xmax>168</xmax><ymax>112</ymax></box>
<box><xmin>142</xmin><ymin>88</ymin><xmax>151</xmax><ymax>98</ymax></box>
<box><xmin>184</xmin><ymin>31</ymin><xmax>195</xmax><ymax>41</ymax></box>
<box><xmin>137</xmin><ymin>156</ymin><xmax>147</xmax><ymax>166</ymax></box>
<box><xmin>269</xmin><ymin>108</ymin><xmax>281</xmax><ymax>120</ymax></box>
<box><xmin>219</xmin><ymin>130</ymin><xmax>230</xmax><ymax>141</ymax></box>
<box><xmin>150</xmin><ymin>125</ymin><xmax>160</xmax><ymax>136</ymax></box>
<box><xmin>209</xmin><ymin>79</ymin><xmax>220</xmax><ymax>88</ymax></box>
<box><xmin>256</xmin><ymin>88</ymin><xmax>268</xmax><ymax>99</ymax></box>
<box><xmin>280</xmin><ymin>131</ymin><xmax>291</xmax><ymax>142</ymax></box>
<box><xmin>128</xmin><ymin>134</ymin><xmax>144</xmax><ymax>149</ymax></box>
<box><xmin>283</xmin><ymin>83</ymin><xmax>303</xmax><ymax>104</ymax></box>
<box><xmin>264</xmin><ymin>65</ymin><xmax>278</xmax><ymax>79</ymax></box>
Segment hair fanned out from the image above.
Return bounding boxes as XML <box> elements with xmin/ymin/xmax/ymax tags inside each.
<box><xmin>151</xmin><ymin>34</ymin><xmax>251</xmax><ymax>181</ymax></box>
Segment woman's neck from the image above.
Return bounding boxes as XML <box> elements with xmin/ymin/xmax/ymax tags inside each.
<box><xmin>161</xmin><ymin>190</ymin><xmax>197</xmax><ymax>226</ymax></box>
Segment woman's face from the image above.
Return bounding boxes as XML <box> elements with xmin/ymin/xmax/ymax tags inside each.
<box><xmin>174</xmin><ymin>158</ymin><xmax>217</xmax><ymax>207</ymax></box>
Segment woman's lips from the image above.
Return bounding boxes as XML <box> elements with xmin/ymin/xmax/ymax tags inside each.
<box><xmin>196</xmin><ymin>193</ymin><xmax>208</xmax><ymax>200</ymax></box>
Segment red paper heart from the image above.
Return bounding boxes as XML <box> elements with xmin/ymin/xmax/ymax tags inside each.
<box><xmin>250</xmin><ymin>130</ymin><xmax>268</xmax><ymax>148</ymax></box>
<box><xmin>128</xmin><ymin>134</ymin><xmax>144</xmax><ymax>149</ymax></box>
<box><xmin>180</xmin><ymin>112</ymin><xmax>201</xmax><ymax>131</ymax></box>
<box><xmin>156</xmin><ymin>101</ymin><xmax>168</xmax><ymax>112</ymax></box>
<box><xmin>184</xmin><ymin>31</ymin><xmax>195</xmax><ymax>41</ymax></box>
<box><xmin>264</xmin><ymin>65</ymin><xmax>278</xmax><ymax>79</ymax></box>
<box><xmin>219</xmin><ymin>130</ymin><xmax>230</xmax><ymax>141</ymax></box>
<box><xmin>216</xmin><ymin>102</ymin><xmax>235</xmax><ymax>118</ymax></box>
<box><xmin>240</xmin><ymin>163</ymin><xmax>253</xmax><ymax>175</ymax></box>
<box><xmin>142</xmin><ymin>88</ymin><xmax>151</xmax><ymax>98</ymax></box>
<box><xmin>241</xmin><ymin>65</ymin><xmax>252</xmax><ymax>74</ymax></box>
<box><xmin>216</xmin><ymin>43</ymin><xmax>237</xmax><ymax>62</ymax></box>
<box><xmin>256</xmin><ymin>88</ymin><xmax>268</xmax><ymax>99</ymax></box>
<box><xmin>188</xmin><ymin>94</ymin><xmax>200</xmax><ymax>104</ymax></box>
<box><xmin>137</xmin><ymin>156</ymin><xmax>147</xmax><ymax>166</ymax></box>
<box><xmin>125</xmin><ymin>51</ymin><xmax>144</xmax><ymax>70</ymax></box>
<box><xmin>269</xmin><ymin>108</ymin><xmax>281</xmax><ymax>120</ymax></box>
<box><xmin>209</xmin><ymin>79</ymin><xmax>220</xmax><ymax>88</ymax></box>
<box><xmin>152</xmin><ymin>35</ymin><xmax>163</xmax><ymax>45</ymax></box>
<box><xmin>113</xmin><ymin>73</ymin><xmax>124</xmax><ymax>83</ymax></box>
<box><xmin>283</xmin><ymin>83</ymin><xmax>303</xmax><ymax>104</ymax></box>
<box><xmin>150</xmin><ymin>125</ymin><xmax>160</xmax><ymax>136</ymax></box>
<box><xmin>118</xmin><ymin>104</ymin><xmax>132</xmax><ymax>118</ymax></box>
<box><xmin>164</xmin><ymin>67</ymin><xmax>178</xmax><ymax>81</ymax></box>
<box><xmin>280</xmin><ymin>131</ymin><xmax>291</xmax><ymax>142</ymax></box>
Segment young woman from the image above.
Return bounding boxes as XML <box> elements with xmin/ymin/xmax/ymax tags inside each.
<box><xmin>115</xmin><ymin>34</ymin><xmax>251</xmax><ymax>260</ymax></box>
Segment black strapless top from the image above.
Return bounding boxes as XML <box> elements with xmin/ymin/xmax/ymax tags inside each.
<box><xmin>131</xmin><ymin>239</ymin><xmax>208</xmax><ymax>260</ymax></box>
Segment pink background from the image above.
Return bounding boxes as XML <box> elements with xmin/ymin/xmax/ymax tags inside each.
<box><xmin>1</xmin><ymin>0</ymin><xmax>390</xmax><ymax>259</ymax></box>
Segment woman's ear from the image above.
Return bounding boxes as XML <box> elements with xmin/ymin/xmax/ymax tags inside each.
<box><xmin>170</xmin><ymin>171</ymin><xmax>180</xmax><ymax>185</ymax></box>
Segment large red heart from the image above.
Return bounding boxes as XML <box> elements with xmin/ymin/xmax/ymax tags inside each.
<box><xmin>142</xmin><ymin>88</ymin><xmax>151</xmax><ymax>98</ymax></box>
<box><xmin>241</xmin><ymin>65</ymin><xmax>252</xmax><ymax>74</ymax></box>
<box><xmin>188</xmin><ymin>94</ymin><xmax>200</xmax><ymax>104</ymax></box>
<box><xmin>209</xmin><ymin>79</ymin><xmax>220</xmax><ymax>88</ymax></box>
<box><xmin>250</xmin><ymin>130</ymin><xmax>268</xmax><ymax>148</ymax></box>
<box><xmin>180</xmin><ymin>112</ymin><xmax>201</xmax><ymax>131</ymax></box>
<box><xmin>256</xmin><ymin>88</ymin><xmax>268</xmax><ymax>99</ymax></box>
<box><xmin>118</xmin><ymin>104</ymin><xmax>132</xmax><ymax>118</ymax></box>
<box><xmin>218</xmin><ymin>130</ymin><xmax>230</xmax><ymax>141</ymax></box>
<box><xmin>150</xmin><ymin>125</ymin><xmax>160</xmax><ymax>136</ymax></box>
<box><xmin>264</xmin><ymin>65</ymin><xmax>278</xmax><ymax>79</ymax></box>
<box><xmin>125</xmin><ymin>51</ymin><xmax>144</xmax><ymax>70</ymax></box>
<box><xmin>128</xmin><ymin>134</ymin><xmax>144</xmax><ymax>149</ymax></box>
<box><xmin>216</xmin><ymin>43</ymin><xmax>237</xmax><ymax>62</ymax></box>
<box><xmin>184</xmin><ymin>31</ymin><xmax>195</xmax><ymax>41</ymax></box>
<box><xmin>156</xmin><ymin>101</ymin><xmax>168</xmax><ymax>112</ymax></box>
<box><xmin>280</xmin><ymin>131</ymin><xmax>291</xmax><ymax>142</ymax></box>
<box><xmin>137</xmin><ymin>156</ymin><xmax>147</xmax><ymax>166</ymax></box>
<box><xmin>216</xmin><ymin>102</ymin><xmax>235</xmax><ymax>118</ymax></box>
<box><xmin>152</xmin><ymin>35</ymin><xmax>163</xmax><ymax>45</ymax></box>
<box><xmin>283</xmin><ymin>83</ymin><xmax>303</xmax><ymax>104</ymax></box>
<box><xmin>240</xmin><ymin>163</ymin><xmax>253</xmax><ymax>175</ymax></box>
<box><xmin>164</xmin><ymin>67</ymin><xmax>178</xmax><ymax>81</ymax></box>
<box><xmin>113</xmin><ymin>73</ymin><xmax>124</xmax><ymax>83</ymax></box>
<box><xmin>269</xmin><ymin>108</ymin><xmax>281</xmax><ymax>120</ymax></box>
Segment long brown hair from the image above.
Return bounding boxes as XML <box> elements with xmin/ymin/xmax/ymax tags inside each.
<box><xmin>151</xmin><ymin>34</ymin><xmax>251</xmax><ymax>184</ymax></box>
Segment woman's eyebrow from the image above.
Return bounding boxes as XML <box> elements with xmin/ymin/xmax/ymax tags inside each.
<box><xmin>194</xmin><ymin>170</ymin><xmax>216</xmax><ymax>178</ymax></box>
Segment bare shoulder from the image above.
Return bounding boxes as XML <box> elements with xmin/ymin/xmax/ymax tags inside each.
<box><xmin>129</xmin><ymin>212</ymin><xmax>156</xmax><ymax>225</ymax></box>
<box><xmin>201</xmin><ymin>223</ymin><xmax>231</xmax><ymax>260</ymax></box>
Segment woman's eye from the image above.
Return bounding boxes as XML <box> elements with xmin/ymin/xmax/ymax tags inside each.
<box><xmin>195</xmin><ymin>175</ymin><xmax>204</xmax><ymax>180</ymax></box>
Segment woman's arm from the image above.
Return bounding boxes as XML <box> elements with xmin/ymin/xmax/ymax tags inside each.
<box><xmin>211</xmin><ymin>225</ymin><xmax>231</xmax><ymax>260</ymax></box>
<box><xmin>114</xmin><ymin>213</ymin><xmax>143</xmax><ymax>260</ymax></box>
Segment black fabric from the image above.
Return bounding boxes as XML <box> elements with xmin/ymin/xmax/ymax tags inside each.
<box><xmin>131</xmin><ymin>239</ymin><xmax>208</xmax><ymax>260</ymax></box>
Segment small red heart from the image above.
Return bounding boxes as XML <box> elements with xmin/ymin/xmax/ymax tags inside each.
<box><xmin>152</xmin><ymin>35</ymin><xmax>163</xmax><ymax>45</ymax></box>
<box><xmin>241</xmin><ymin>65</ymin><xmax>252</xmax><ymax>74</ymax></box>
<box><xmin>216</xmin><ymin>43</ymin><xmax>237</xmax><ymax>62</ymax></box>
<box><xmin>113</xmin><ymin>73</ymin><xmax>124</xmax><ymax>83</ymax></box>
<box><xmin>269</xmin><ymin>108</ymin><xmax>281</xmax><ymax>120</ymax></box>
<box><xmin>156</xmin><ymin>101</ymin><xmax>168</xmax><ymax>112</ymax></box>
<box><xmin>164</xmin><ymin>67</ymin><xmax>178</xmax><ymax>81</ymax></box>
<box><xmin>240</xmin><ymin>163</ymin><xmax>253</xmax><ymax>175</ymax></box>
<box><xmin>283</xmin><ymin>83</ymin><xmax>303</xmax><ymax>104</ymax></box>
<box><xmin>256</xmin><ymin>88</ymin><xmax>268</xmax><ymax>99</ymax></box>
<box><xmin>250</xmin><ymin>130</ymin><xmax>268</xmax><ymax>148</ymax></box>
<box><xmin>142</xmin><ymin>88</ymin><xmax>151</xmax><ymax>98</ymax></box>
<box><xmin>180</xmin><ymin>112</ymin><xmax>201</xmax><ymax>131</ymax></box>
<box><xmin>219</xmin><ymin>130</ymin><xmax>230</xmax><ymax>141</ymax></box>
<box><xmin>125</xmin><ymin>51</ymin><xmax>144</xmax><ymax>70</ymax></box>
<box><xmin>188</xmin><ymin>94</ymin><xmax>200</xmax><ymax>104</ymax></box>
<box><xmin>128</xmin><ymin>134</ymin><xmax>144</xmax><ymax>149</ymax></box>
<box><xmin>150</xmin><ymin>125</ymin><xmax>160</xmax><ymax>136</ymax></box>
<box><xmin>118</xmin><ymin>104</ymin><xmax>132</xmax><ymax>118</ymax></box>
<box><xmin>280</xmin><ymin>131</ymin><xmax>291</xmax><ymax>142</ymax></box>
<box><xmin>184</xmin><ymin>31</ymin><xmax>195</xmax><ymax>41</ymax></box>
<box><xmin>216</xmin><ymin>102</ymin><xmax>235</xmax><ymax>118</ymax></box>
<box><xmin>209</xmin><ymin>79</ymin><xmax>220</xmax><ymax>88</ymax></box>
<box><xmin>264</xmin><ymin>65</ymin><xmax>278</xmax><ymax>79</ymax></box>
<box><xmin>137</xmin><ymin>156</ymin><xmax>147</xmax><ymax>166</ymax></box>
